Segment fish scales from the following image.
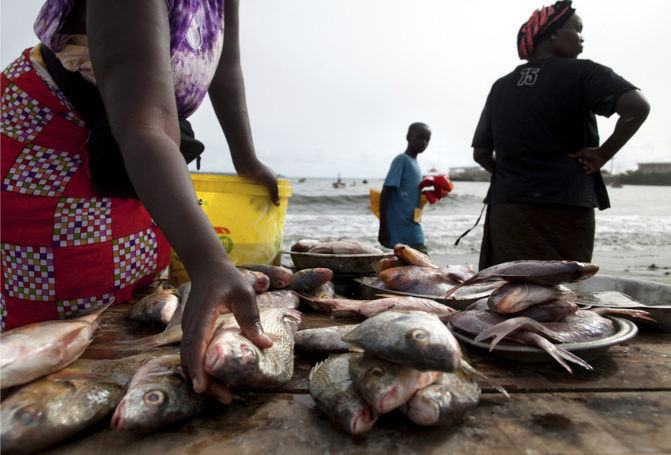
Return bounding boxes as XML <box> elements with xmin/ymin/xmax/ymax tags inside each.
<box><xmin>1</xmin><ymin>353</ymin><xmax>157</xmax><ymax>454</ymax></box>
<box><xmin>308</xmin><ymin>353</ymin><xmax>379</xmax><ymax>435</ymax></box>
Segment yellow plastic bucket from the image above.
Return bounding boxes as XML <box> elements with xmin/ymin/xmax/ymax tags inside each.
<box><xmin>169</xmin><ymin>173</ymin><xmax>292</xmax><ymax>287</ymax></box>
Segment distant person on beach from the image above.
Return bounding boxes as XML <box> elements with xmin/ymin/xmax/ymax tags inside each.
<box><xmin>1</xmin><ymin>0</ymin><xmax>278</xmax><ymax>402</ymax></box>
<box><xmin>378</xmin><ymin>123</ymin><xmax>431</xmax><ymax>254</ymax></box>
<box><xmin>472</xmin><ymin>0</ymin><xmax>649</xmax><ymax>270</ymax></box>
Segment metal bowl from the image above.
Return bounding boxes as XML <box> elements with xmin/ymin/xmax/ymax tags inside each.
<box><xmin>284</xmin><ymin>251</ymin><xmax>394</xmax><ymax>275</ymax></box>
<box><xmin>450</xmin><ymin>316</ymin><xmax>638</xmax><ymax>363</ymax></box>
<box><xmin>566</xmin><ymin>275</ymin><xmax>671</xmax><ymax>332</ymax></box>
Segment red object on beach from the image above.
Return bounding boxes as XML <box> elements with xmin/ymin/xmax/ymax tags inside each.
<box><xmin>419</xmin><ymin>175</ymin><xmax>454</xmax><ymax>204</ymax></box>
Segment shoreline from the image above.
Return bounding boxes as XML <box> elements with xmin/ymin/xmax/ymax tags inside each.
<box><xmin>430</xmin><ymin>247</ymin><xmax>671</xmax><ymax>286</ymax></box>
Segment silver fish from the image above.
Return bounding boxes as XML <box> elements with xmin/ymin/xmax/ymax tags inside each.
<box><xmin>1</xmin><ymin>302</ymin><xmax>112</xmax><ymax>389</ymax></box>
<box><xmin>348</xmin><ymin>353</ymin><xmax>441</xmax><ymax>414</ymax></box>
<box><xmin>315</xmin><ymin>296</ymin><xmax>456</xmax><ymax>320</ymax></box>
<box><xmin>203</xmin><ymin>308</ymin><xmax>303</xmax><ymax>388</ymax></box>
<box><xmin>308</xmin><ymin>353</ymin><xmax>379</xmax><ymax>435</ymax></box>
<box><xmin>110</xmin><ymin>354</ymin><xmax>207</xmax><ymax>432</ymax></box>
<box><xmin>342</xmin><ymin>310</ymin><xmax>462</xmax><ymax>372</ymax></box>
<box><xmin>379</xmin><ymin>266</ymin><xmax>459</xmax><ymax>295</ymax></box>
<box><xmin>1</xmin><ymin>353</ymin><xmax>155</xmax><ymax>454</ymax></box>
<box><xmin>443</xmin><ymin>260</ymin><xmax>600</xmax><ymax>298</ymax></box>
<box><xmin>487</xmin><ymin>283</ymin><xmax>576</xmax><ymax>314</ymax></box>
<box><xmin>307</xmin><ymin>240</ymin><xmax>383</xmax><ymax>255</ymax></box>
<box><xmin>400</xmin><ymin>369</ymin><xmax>481</xmax><ymax>427</ymax></box>
<box><xmin>294</xmin><ymin>325</ymin><xmax>358</xmax><ymax>356</ymax></box>
<box><xmin>128</xmin><ymin>286</ymin><xmax>180</xmax><ymax>326</ymax></box>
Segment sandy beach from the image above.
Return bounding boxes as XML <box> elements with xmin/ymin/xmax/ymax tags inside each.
<box><xmin>431</xmin><ymin>247</ymin><xmax>671</xmax><ymax>286</ymax></box>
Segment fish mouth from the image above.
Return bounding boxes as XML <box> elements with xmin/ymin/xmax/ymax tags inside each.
<box><xmin>203</xmin><ymin>346</ymin><xmax>225</xmax><ymax>374</ymax></box>
<box><xmin>109</xmin><ymin>402</ymin><xmax>126</xmax><ymax>430</ymax></box>
<box><xmin>349</xmin><ymin>408</ymin><xmax>377</xmax><ymax>435</ymax></box>
<box><xmin>376</xmin><ymin>389</ymin><xmax>403</xmax><ymax>414</ymax></box>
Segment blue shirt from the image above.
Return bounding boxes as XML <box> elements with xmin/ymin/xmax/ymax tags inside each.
<box><xmin>383</xmin><ymin>153</ymin><xmax>424</xmax><ymax>245</ymax></box>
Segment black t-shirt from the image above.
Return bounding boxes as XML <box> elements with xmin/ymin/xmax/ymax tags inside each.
<box><xmin>472</xmin><ymin>57</ymin><xmax>636</xmax><ymax>210</ymax></box>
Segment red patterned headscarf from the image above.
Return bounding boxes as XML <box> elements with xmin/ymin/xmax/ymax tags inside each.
<box><xmin>517</xmin><ymin>1</ymin><xmax>576</xmax><ymax>60</ymax></box>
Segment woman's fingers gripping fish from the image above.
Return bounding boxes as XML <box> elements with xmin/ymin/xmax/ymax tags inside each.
<box><xmin>0</xmin><ymin>352</ymin><xmax>157</xmax><ymax>455</ymax></box>
<box><xmin>0</xmin><ymin>302</ymin><xmax>112</xmax><ymax>389</ymax></box>
<box><xmin>342</xmin><ymin>310</ymin><xmax>462</xmax><ymax>373</ymax></box>
<box><xmin>400</xmin><ymin>369</ymin><xmax>481</xmax><ymax>427</ymax></box>
<box><xmin>308</xmin><ymin>353</ymin><xmax>379</xmax><ymax>435</ymax></box>
<box><xmin>203</xmin><ymin>308</ymin><xmax>303</xmax><ymax>388</ymax></box>
<box><xmin>348</xmin><ymin>353</ymin><xmax>441</xmax><ymax>414</ymax></box>
<box><xmin>110</xmin><ymin>354</ymin><xmax>207</xmax><ymax>432</ymax></box>
<box><xmin>487</xmin><ymin>283</ymin><xmax>576</xmax><ymax>314</ymax></box>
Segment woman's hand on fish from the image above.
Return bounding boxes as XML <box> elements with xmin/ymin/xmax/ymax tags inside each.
<box><xmin>180</xmin><ymin>263</ymin><xmax>273</xmax><ymax>403</ymax></box>
<box><xmin>568</xmin><ymin>147</ymin><xmax>607</xmax><ymax>174</ymax></box>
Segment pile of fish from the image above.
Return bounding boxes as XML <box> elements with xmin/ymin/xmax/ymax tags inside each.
<box><xmin>291</xmin><ymin>239</ymin><xmax>384</xmax><ymax>255</ymax></box>
<box><xmin>308</xmin><ymin>310</ymin><xmax>482</xmax><ymax>434</ymax></box>
<box><xmin>448</xmin><ymin>260</ymin><xmax>652</xmax><ymax>372</ymax></box>
<box><xmin>365</xmin><ymin>244</ymin><xmax>502</xmax><ymax>298</ymax></box>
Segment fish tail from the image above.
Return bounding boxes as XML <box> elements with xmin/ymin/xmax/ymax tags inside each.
<box><xmin>474</xmin><ymin>317</ymin><xmax>560</xmax><ymax>348</ymax></box>
<box><xmin>77</xmin><ymin>299</ymin><xmax>115</xmax><ymax>324</ymax></box>
<box><xmin>530</xmin><ymin>334</ymin><xmax>593</xmax><ymax>373</ymax></box>
<box><xmin>459</xmin><ymin>359</ymin><xmax>509</xmax><ymax>398</ymax></box>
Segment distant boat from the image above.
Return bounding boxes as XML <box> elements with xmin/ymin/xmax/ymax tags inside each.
<box><xmin>609</xmin><ymin>180</ymin><xmax>623</xmax><ymax>188</ymax></box>
<box><xmin>297</xmin><ymin>178</ymin><xmax>306</xmax><ymax>183</ymax></box>
<box><xmin>333</xmin><ymin>174</ymin><xmax>346</xmax><ymax>189</ymax></box>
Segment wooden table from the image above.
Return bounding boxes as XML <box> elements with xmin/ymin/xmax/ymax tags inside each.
<box><xmin>38</xmin><ymin>300</ymin><xmax>671</xmax><ymax>455</ymax></box>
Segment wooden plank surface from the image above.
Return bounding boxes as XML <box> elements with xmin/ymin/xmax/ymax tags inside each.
<box><xmin>28</xmin><ymin>299</ymin><xmax>671</xmax><ymax>454</ymax></box>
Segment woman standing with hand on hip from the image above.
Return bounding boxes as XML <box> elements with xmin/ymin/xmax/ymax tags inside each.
<box><xmin>472</xmin><ymin>1</ymin><xmax>650</xmax><ymax>270</ymax></box>
<box><xmin>1</xmin><ymin>0</ymin><xmax>277</xmax><ymax>402</ymax></box>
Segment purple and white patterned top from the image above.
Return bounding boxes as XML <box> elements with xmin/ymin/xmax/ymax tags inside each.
<box><xmin>33</xmin><ymin>0</ymin><xmax>225</xmax><ymax>118</ymax></box>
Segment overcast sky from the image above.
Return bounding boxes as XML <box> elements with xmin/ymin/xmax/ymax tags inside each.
<box><xmin>2</xmin><ymin>1</ymin><xmax>669</xmax><ymax>178</ymax></box>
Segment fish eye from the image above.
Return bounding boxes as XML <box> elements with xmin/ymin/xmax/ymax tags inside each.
<box><xmin>144</xmin><ymin>390</ymin><xmax>166</xmax><ymax>406</ymax></box>
<box><xmin>407</xmin><ymin>329</ymin><xmax>429</xmax><ymax>344</ymax></box>
<box><xmin>241</xmin><ymin>345</ymin><xmax>258</xmax><ymax>360</ymax></box>
<box><xmin>15</xmin><ymin>406</ymin><xmax>42</xmax><ymax>426</ymax></box>
<box><xmin>336</xmin><ymin>392</ymin><xmax>355</xmax><ymax>405</ymax></box>
<box><xmin>369</xmin><ymin>367</ymin><xmax>385</xmax><ymax>379</ymax></box>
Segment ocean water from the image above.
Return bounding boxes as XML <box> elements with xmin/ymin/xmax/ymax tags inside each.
<box><xmin>281</xmin><ymin>177</ymin><xmax>671</xmax><ymax>256</ymax></box>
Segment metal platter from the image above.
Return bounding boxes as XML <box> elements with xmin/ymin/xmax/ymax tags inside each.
<box><xmin>283</xmin><ymin>251</ymin><xmax>394</xmax><ymax>275</ymax></box>
<box><xmin>355</xmin><ymin>276</ymin><xmax>497</xmax><ymax>311</ymax></box>
<box><xmin>449</xmin><ymin>316</ymin><xmax>638</xmax><ymax>363</ymax></box>
<box><xmin>566</xmin><ymin>274</ymin><xmax>671</xmax><ymax>332</ymax></box>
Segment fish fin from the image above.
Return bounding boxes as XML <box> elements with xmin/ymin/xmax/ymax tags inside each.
<box><xmin>474</xmin><ymin>317</ymin><xmax>560</xmax><ymax>348</ymax></box>
<box><xmin>106</xmin><ymin>327</ymin><xmax>182</xmax><ymax>351</ymax></box>
<box><xmin>460</xmin><ymin>359</ymin><xmax>509</xmax><ymax>399</ymax></box>
<box><xmin>528</xmin><ymin>333</ymin><xmax>593</xmax><ymax>373</ymax></box>
<box><xmin>590</xmin><ymin>308</ymin><xmax>655</xmax><ymax>321</ymax></box>
<box><xmin>74</xmin><ymin>299</ymin><xmax>115</xmax><ymax>324</ymax></box>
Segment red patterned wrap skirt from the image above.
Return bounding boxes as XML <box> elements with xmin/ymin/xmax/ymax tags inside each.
<box><xmin>0</xmin><ymin>48</ymin><xmax>170</xmax><ymax>331</ymax></box>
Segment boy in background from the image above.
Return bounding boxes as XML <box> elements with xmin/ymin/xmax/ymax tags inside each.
<box><xmin>378</xmin><ymin>122</ymin><xmax>431</xmax><ymax>254</ymax></box>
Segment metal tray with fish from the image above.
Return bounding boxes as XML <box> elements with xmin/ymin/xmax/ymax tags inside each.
<box><xmin>565</xmin><ymin>274</ymin><xmax>671</xmax><ymax>332</ymax></box>
<box><xmin>355</xmin><ymin>276</ymin><xmax>497</xmax><ymax>311</ymax></box>
<box><xmin>449</xmin><ymin>316</ymin><xmax>638</xmax><ymax>363</ymax></box>
<box><xmin>283</xmin><ymin>251</ymin><xmax>394</xmax><ymax>275</ymax></box>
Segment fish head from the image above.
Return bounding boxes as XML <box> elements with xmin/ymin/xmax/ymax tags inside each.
<box><xmin>348</xmin><ymin>354</ymin><xmax>406</xmax><ymax>414</ymax></box>
<box><xmin>400</xmin><ymin>322</ymin><xmax>462</xmax><ymax>372</ymax></box>
<box><xmin>1</xmin><ymin>376</ymin><xmax>120</xmax><ymax>454</ymax></box>
<box><xmin>109</xmin><ymin>368</ymin><xmax>202</xmax><ymax>432</ymax></box>
<box><xmin>329</xmin><ymin>387</ymin><xmax>379</xmax><ymax>435</ymax></box>
<box><xmin>204</xmin><ymin>330</ymin><xmax>261</xmax><ymax>383</ymax></box>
